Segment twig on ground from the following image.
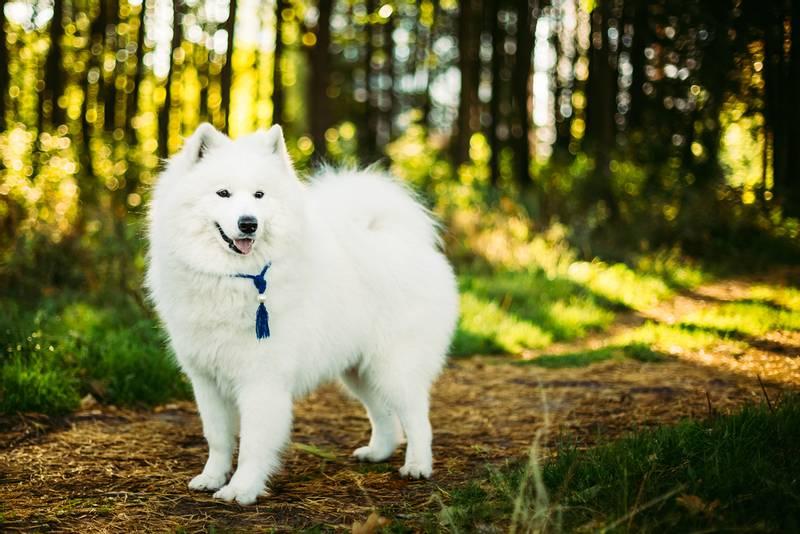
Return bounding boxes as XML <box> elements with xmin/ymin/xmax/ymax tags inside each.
<box><xmin>757</xmin><ymin>375</ymin><xmax>775</xmax><ymax>413</ymax></box>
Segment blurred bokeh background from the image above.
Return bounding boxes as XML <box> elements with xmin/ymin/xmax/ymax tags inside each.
<box><xmin>2</xmin><ymin>0</ymin><xmax>799</xmax><ymax>290</ymax></box>
<box><xmin>2</xmin><ymin>0</ymin><xmax>800</xmax><ymax>413</ymax></box>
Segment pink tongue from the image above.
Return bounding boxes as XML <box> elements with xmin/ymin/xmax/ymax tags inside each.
<box><xmin>234</xmin><ymin>239</ymin><xmax>253</xmax><ymax>255</ymax></box>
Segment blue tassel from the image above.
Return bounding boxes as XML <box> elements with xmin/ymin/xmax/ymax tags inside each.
<box><xmin>255</xmin><ymin>302</ymin><xmax>270</xmax><ymax>339</ymax></box>
<box><xmin>233</xmin><ymin>262</ymin><xmax>272</xmax><ymax>340</ymax></box>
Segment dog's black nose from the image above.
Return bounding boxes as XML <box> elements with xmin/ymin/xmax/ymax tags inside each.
<box><xmin>238</xmin><ymin>215</ymin><xmax>258</xmax><ymax>234</ymax></box>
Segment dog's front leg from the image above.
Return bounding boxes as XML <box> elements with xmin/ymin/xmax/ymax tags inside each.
<box><xmin>213</xmin><ymin>383</ymin><xmax>292</xmax><ymax>505</ymax></box>
<box><xmin>187</xmin><ymin>371</ymin><xmax>237</xmax><ymax>492</ymax></box>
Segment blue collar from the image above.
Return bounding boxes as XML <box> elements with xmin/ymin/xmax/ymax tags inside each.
<box><xmin>233</xmin><ymin>262</ymin><xmax>272</xmax><ymax>339</ymax></box>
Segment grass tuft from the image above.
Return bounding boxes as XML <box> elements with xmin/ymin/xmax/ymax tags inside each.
<box><xmin>0</xmin><ymin>294</ymin><xmax>189</xmax><ymax>415</ymax></box>
<box><xmin>438</xmin><ymin>395</ymin><xmax>800</xmax><ymax>532</ymax></box>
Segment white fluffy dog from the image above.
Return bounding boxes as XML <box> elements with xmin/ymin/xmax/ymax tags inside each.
<box><xmin>146</xmin><ymin>123</ymin><xmax>458</xmax><ymax>505</ymax></box>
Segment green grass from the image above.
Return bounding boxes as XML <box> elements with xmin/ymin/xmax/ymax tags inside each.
<box><xmin>617</xmin><ymin>320</ymin><xmax>735</xmax><ymax>352</ymax></box>
<box><xmin>452</xmin><ymin>253</ymin><xmax>711</xmax><ymax>357</ymax></box>
<box><xmin>453</xmin><ymin>263</ymin><xmax>674</xmax><ymax>356</ymax></box>
<box><xmin>748</xmin><ymin>284</ymin><xmax>800</xmax><ymax>311</ymax></box>
<box><xmin>438</xmin><ymin>396</ymin><xmax>800</xmax><ymax>532</ymax></box>
<box><xmin>680</xmin><ymin>300</ymin><xmax>800</xmax><ymax>338</ymax></box>
<box><xmin>0</xmin><ymin>294</ymin><xmax>189</xmax><ymax>415</ymax></box>
<box><xmin>518</xmin><ymin>343</ymin><xmax>666</xmax><ymax>369</ymax></box>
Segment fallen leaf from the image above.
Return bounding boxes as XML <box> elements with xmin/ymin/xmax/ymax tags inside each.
<box><xmin>676</xmin><ymin>494</ymin><xmax>721</xmax><ymax>517</ymax></box>
<box><xmin>352</xmin><ymin>511</ymin><xmax>389</xmax><ymax>534</ymax></box>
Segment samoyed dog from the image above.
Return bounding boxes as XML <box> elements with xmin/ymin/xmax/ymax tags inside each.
<box><xmin>146</xmin><ymin>123</ymin><xmax>458</xmax><ymax>505</ymax></box>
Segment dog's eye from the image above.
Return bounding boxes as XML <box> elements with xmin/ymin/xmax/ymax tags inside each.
<box><xmin>254</xmin><ymin>191</ymin><xmax>264</xmax><ymax>199</ymax></box>
<box><xmin>216</xmin><ymin>189</ymin><xmax>231</xmax><ymax>198</ymax></box>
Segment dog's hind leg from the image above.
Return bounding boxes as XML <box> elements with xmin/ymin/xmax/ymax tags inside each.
<box><xmin>392</xmin><ymin>389</ymin><xmax>433</xmax><ymax>479</ymax></box>
<box><xmin>366</xmin><ymin>350</ymin><xmax>439</xmax><ymax>479</ymax></box>
<box><xmin>341</xmin><ymin>367</ymin><xmax>404</xmax><ymax>462</ymax></box>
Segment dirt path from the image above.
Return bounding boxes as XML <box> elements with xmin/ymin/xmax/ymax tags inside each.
<box><xmin>1</xmin><ymin>275</ymin><xmax>798</xmax><ymax>532</ymax></box>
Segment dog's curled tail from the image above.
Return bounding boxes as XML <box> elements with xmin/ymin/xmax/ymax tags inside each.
<box><xmin>310</xmin><ymin>167</ymin><xmax>443</xmax><ymax>249</ymax></box>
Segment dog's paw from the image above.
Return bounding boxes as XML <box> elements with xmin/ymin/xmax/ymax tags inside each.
<box><xmin>188</xmin><ymin>472</ymin><xmax>228</xmax><ymax>492</ymax></box>
<box><xmin>399</xmin><ymin>462</ymin><xmax>432</xmax><ymax>479</ymax></box>
<box><xmin>213</xmin><ymin>482</ymin><xmax>263</xmax><ymax>505</ymax></box>
<box><xmin>352</xmin><ymin>445</ymin><xmax>394</xmax><ymax>463</ymax></box>
<box><xmin>399</xmin><ymin>463</ymin><xmax>432</xmax><ymax>479</ymax></box>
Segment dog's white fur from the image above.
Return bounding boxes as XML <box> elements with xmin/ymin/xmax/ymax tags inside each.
<box><xmin>146</xmin><ymin>124</ymin><xmax>458</xmax><ymax>505</ymax></box>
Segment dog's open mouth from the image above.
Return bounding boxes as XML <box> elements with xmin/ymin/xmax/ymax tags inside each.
<box><xmin>215</xmin><ymin>223</ymin><xmax>254</xmax><ymax>255</ymax></box>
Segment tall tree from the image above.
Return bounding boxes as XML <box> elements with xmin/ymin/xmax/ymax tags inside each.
<box><xmin>453</xmin><ymin>0</ymin><xmax>480</xmax><ymax>167</ymax></box>
<box><xmin>488</xmin><ymin>0</ymin><xmax>503</xmax><ymax>186</ymax></box>
<box><xmin>272</xmin><ymin>0</ymin><xmax>285</xmax><ymax>125</ymax></box>
<box><xmin>788</xmin><ymin>0</ymin><xmax>800</xmax><ymax>215</ymax></box>
<box><xmin>160</xmin><ymin>0</ymin><xmax>183</xmax><ymax>156</ymax></box>
<box><xmin>512</xmin><ymin>0</ymin><xmax>534</xmax><ymax>188</ymax></box>
<box><xmin>130</xmin><ymin>0</ymin><xmax>146</xmax><ymax>128</ymax></box>
<box><xmin>762</xmin><ymin>1</ymin><xmax>788</xmax><ymax>209</ymax></box>
<box><xmin>584</xmin><ymin>1</ymin><xmax>617</xmax><ymax>216</ymax></box>
<box><xmin>626</xmin><ymin>0</ymin><xmax>649</xmax><ymax>133</ymax></box>
<box><xmin>0</xmin><ymin>0</ymin><xmax>7</xmax><ymax>131</ymax></box>
<box><xmin>421</xmin><ymin>0</ymin><xmax>439</xmax><ymax>127</ymax></box>
<box><xmin>378</xmin><ymin>8</ymin><xmax>395</xmax><ymax>146</ymax></box>
<box><xmin>41</xmin><ymin>0</ymin><xmax>65</xmax><ymax>132</ymax></box>
<box><xmin>360</xmin><ymin>0</ymin><xmax>377</xmax><ymax>159</ymax></box>
<box><xmin>308</xmin><ymin>0</ymin><xmax>333</xmax><ymax>158</ymax></box>
<box><xmin>103</xmin><ymin>0</ymin><xmax>119</xmax><ymax>132</ymax></box>
<box><xmin>220</xmin><ymin>0</ymin><xmax>237</xmax><ymax>132</ymax></box>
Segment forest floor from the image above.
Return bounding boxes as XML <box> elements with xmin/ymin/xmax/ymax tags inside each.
<box><xmin>1</xmin><ymin>272</ymin><xmax>799</xmax><ymax>533</ymax></box>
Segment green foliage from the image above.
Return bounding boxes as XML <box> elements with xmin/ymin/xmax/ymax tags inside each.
<box><xmin>0</xmin><ymin>294</ymin><xmax>189</xmax><ymax>415</ymax></box>
<box><xmin>439</xmin><ymin>396</ymin><xmax>800</xmax><ymax>532</ymax></box>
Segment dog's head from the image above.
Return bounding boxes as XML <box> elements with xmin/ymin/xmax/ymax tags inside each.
<box><xmin>149</xmin><ymin>123</ymin><xmax>304</xmax><ymax>274</ymax></box>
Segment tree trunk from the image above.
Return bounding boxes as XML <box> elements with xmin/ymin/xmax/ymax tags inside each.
<box><xmin>488</xmin><ymin>0</ymin><xmax>502</xmax><ymax>187</ymax></box>
<box><xmin>220</xmin><ymin>0</ymin><xmax>237</xmax><ymax>133</ymax></box>
<box><xmin>552</xmin><ymin>2</ymin><xmax>573</xmax><ymax>152</ymax></box>
<box><xmin>103</xmin><ymin>0</ymin><xmax>119</xmax><ymax>132</ymax></box>
<box><xmin>763</xmin><ymin>3</ymin><xmax>788</xmax><ymax>209</ymax></box>
<box><xmin>130</xmin><ymin>0</ymin><xmax>146</xmax><ymax>131</ymax></box>
<box><xmin>512</xmin><ymin>0</ymin><xmax>534</xmax><ymax>188</ymax></box>
<box><xmin>308</xmin><ymin>0</ymin><xmax>333</xmax><ymax>159</ymax></box>
<box><xmin>0</xmin><ymin>5</ymin><xmax>6</xmax><ymax>131</ymax></box>
<box><xmin>626</xmin><ymin>0</ymin><xmax>648</xmax><ymax>132</ymax></box>
<box><xmin>272</xmin><ymin>0</ymin><xmax>285</xmax><ymax>125</ymax></box>
<box><xmin>379</xmin><ymin>9</ymin><xmax>395</xmax><ymax>146</ymax></box>
<box><xmin>360</xmin><ymin>0</ymin><xmax>377</xmax><ymax>160</ymax></box>
<box><xmin>786</xmin><ymin>1</ymin><xmax>800</xmax><ymax>215</ymax></box>
<box><xmin>453</xmin><ymin>0</ymin><xmax>480</xmax><ymax>166</ymax></box>
<box><xmin>41</xmin><ymin>0</ymin><xmax>65</xmax><ymax>131</ymax></box>
<box><xmin>421</xmin><ymin>0</ymin><xmax>439</xmax><ymax>127</ymax></box>
<box><xmin>585</xmin><ymin>2</ymin><xmax>617</xmax><ymax>216</ymax></box>
<box><xmin>160</xmin><ymin>0</ymin><xmax>182</xmax><ymax>156</ymax></box>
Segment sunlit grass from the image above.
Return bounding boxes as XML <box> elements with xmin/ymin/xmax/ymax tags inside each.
<box><xmin>453</xmin><ymin>292</ymin><xmax>553</xmax><ymax>355</ymax></box>
<box><xmin>748</xmin><ymin>284</ymin><xmax>800</xmax><ymax>311</ymax></box>
<box><xmin>453</xmin><ymin>255</ymin><xmax>706</xmax><ymax>357</ymax></box>
<box><xmin>679</xmin><ymin>300</ymin><xmax>800</xmax><ymax>338</ymax></box>
<box><xmin>566</xmin><ymin>261</ymin><xmax>674</xmax><ymax>311</ymax></box>
<box><xmin>453</xmin><ymin>269</ymin><xmax>619</xmax><ymax>355</ymax></box>
<box><xmin>616</xmin><ymin>321</ymin><xmax>734</xmax><ymax>352</ymax></box>
<box><xmin>518</xmin><ymin>343</ymin><xmax>666</xmax><ymax>369</ymax></box>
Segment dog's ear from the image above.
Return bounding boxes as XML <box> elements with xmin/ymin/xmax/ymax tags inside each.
<box><xmin>176</xmin><ymin>123</ymin><xmax>230</xmax><ymax>165</ymax></box>
<box><xmin>255</xmin><ymin>124</ymin><xmax>296</xmax><ymax>174</ymax></box>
